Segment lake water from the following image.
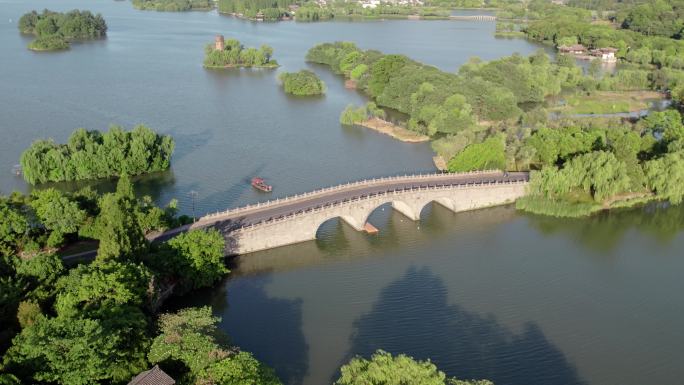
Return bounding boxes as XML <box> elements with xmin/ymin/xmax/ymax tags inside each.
<box><xmin>2</xmin><ymin>2</ymin><xmax>683</xmax><ymax>385</ymax></box>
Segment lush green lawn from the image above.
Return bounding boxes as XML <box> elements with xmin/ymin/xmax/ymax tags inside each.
<box><xmin>552</xmin><ymin>91</ymin><xmax>661</xmax><ymax>115</ymax></box>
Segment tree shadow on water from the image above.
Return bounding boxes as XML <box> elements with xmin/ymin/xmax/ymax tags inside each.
<box><xmin>340</xmin><ymin>266</ymin><xmax>587</xmax><ymax>385</ymax></box>
<box><xmin>219</xmin><ymin>275</ymin><xmax>309</xmax><ymax>385</ymax></box>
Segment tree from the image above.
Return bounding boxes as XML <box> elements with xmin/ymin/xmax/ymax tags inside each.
<box><xmin>54</xmin><ymin>260</ymin><xmax>151</xmax><ymax>318</ymax></box>
<box><xmin>164</xmin><ymin>229</ymin><xmax>228</xmax><ymax>290</ymax></box>
<box><xmin>93</xmin><ymin>175</ymin><xmax>147</xmax><ymax>261</ymax></box>
<box><xmin>3</xmin><ymin>316</ymin><xmax>119</xmax><ymax>385</ymax></box>
<box><xmin>427</xmin><ymin>94</ymin><xmax>476</xmax><ymax>136</ymax></box>
<box><xmin>368</xmin><ymin>55</ymin><xmax>411</xmax><ymax>97</ymax></box>
<box><xmin>30</xmin><ymin>189</ymin><xmax>86</xmax><ymax>247</ymax></box>
<box><xmin>448</xmin><ymin>136</ymin><xmax>506</xmax><ymax>172</ymax></box>
<box><xmin>0</xmin><ymin>200</ymin><xmax>28</xmax><ymax>255</ymax></box>
<box><xmin>279</xmin><ymin>70</ymin><xmax>326</xmax><ymax>96</ymax></box>
<box><xmin>15</xmin><ymin>252</ymin><xmax>64</xmax><ymax>302</ymax></box>
<box><xmin>148</xmin><ymin>307</ymin><xmax>230</xmax><ymax>375</ymax></box>
<box><xmin>199</xmin><ymin>352</ymin><xmax>282</xmax><ymax>385</ymax></box>
<box><xmin>644</xmin><ymin>151</ymin><xmax>684</xmax><ymax>204</ymax></box>
<box><xmin>149</xmin><ymin>307</ymin><xmax>281</xmax><ymax>384</ymax></box>
<box><xmin>16</xmin><ymin>300</ymin><xmax>41</xmax><ymax>329</ymax></box>
<box><xmin>335</xmin><ymin>350</ymin><xmax>492</xmax><ymax>385</ymax></box>
<box><xmin>641</xmin><ymin>110</ymin><xmax>684</xmax><ymax>142</ymax></box>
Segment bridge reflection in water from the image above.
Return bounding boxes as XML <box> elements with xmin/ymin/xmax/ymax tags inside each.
<box><xmin>162</xmin><ymin>170</ymin><xmax>529</xmax><ymax>255</ymax></box>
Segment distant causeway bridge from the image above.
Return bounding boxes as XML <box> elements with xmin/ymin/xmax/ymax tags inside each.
<box><xmin>160</xmin><ymin>170</ymin><xmax>529</xmax><ymax>255</ymax></box>
<box><xmin>448</xmin><ymin>15</ymin><xmax>497</xmax><ymax>21</ymax></box>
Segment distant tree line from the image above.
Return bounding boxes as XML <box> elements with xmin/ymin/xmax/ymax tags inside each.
<box><xmin>20</xmin><ymin>125</ymin><xmax>174</xmax><ymax>185</ymax></box>
<box><xmin>131</xmin><ymin>0</ymin><xmax>213</xmax><ymax>12</ymax></box>
<box><xmin>521</xmin><ymin>0</ymin><xmax>684</xmax><ymax>72</ymax></box>
<box><xmin>18</xmin><ymin>9</ymin><xmax>107</xmax><ymax>51</ymax></box>
<box><xmin>204</xmin><ymin>38</ymin><xmax>278</xmax><ymax>68</ymax></box>
<box><xmin>217</xmin><ymin>0</ymin><xmax>295</xmax><ymax>20</ymax></box>
<box><xmin>279</xmin><ymin>70</ymin><xmax>326</xmax><ymax>95</ymax></box>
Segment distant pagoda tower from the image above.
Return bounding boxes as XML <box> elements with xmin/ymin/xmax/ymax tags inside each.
<box><xmin>215</xmin><ymin>35</ymin><xmax>225</xmax><ymax>51</ymax></box>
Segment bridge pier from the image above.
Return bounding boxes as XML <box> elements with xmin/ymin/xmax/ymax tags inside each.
<box><xmin>391</xmin><ymin>200</ymin><xmax>421</xmax><ymax>221</ymax></box>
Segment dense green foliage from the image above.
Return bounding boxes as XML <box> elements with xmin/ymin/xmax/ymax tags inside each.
<box><xmin>204</xmin><ymin>38</ymin><xmax>278</xmax><ymax>68</ymax></box>
<box><xmin>339</xmin><ymin>102</ymin><xmax>386</xmax><ymax>125</ymax></box>
<box><xmin>279</xmin><ymin>70</ymin><xmax>326</xmax><ymax>95</ymax></box>
<box><xmin>447</xmin><ymin>135</ymin><xmax>506</xmax><ymax>172</ymax></box>
<box><xmin>152</xmin><ymin>229</ymin><xmax>229</xmax><ymax>291</ymax></box>
<box><xmin>20</xmin><ymin>125</ymin><xmax>174</xmax><ymax>185</ymax></box>
<box><xmin>27</xmin><ymin>35</ymin><xmax>69</xmax><ymax>51</ymax></box>
<box><xmin>18</xmin><ymin>9</ymin><xmax>106</xmax><ymax>51</ymax></box>
<box><xmin>518</xmin><ymin>110</ymin><xmax>684</xmax><ymax>217</ymax></box>
<box><xmin>335</xmin><ymin>350</ymin><xmax>493</xmax><ymax>385</ymax></box>
<box><xmin>148</xmin><ymin>307</ymin><xmax>282</xmax><ymax>385</ymax></box>
<box><xmin>132</xmin><ymin>0</ymin><xmax>213</xmax><ymax>11</ymax></box>
<box><xmin>0</xmin><ymin>174</ymin><xmax>276</xmax><ymax>384</ymax></box>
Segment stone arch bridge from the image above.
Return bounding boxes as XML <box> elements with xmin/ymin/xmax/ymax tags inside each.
<box><xmin>160</xmin><ymin>170</ymin><xmax>529</xmax><ymax>255</ymax></box>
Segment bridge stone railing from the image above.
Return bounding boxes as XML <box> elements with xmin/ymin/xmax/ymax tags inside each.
<box><xmin>225</xmin><ymin>177</ymin><xmax>529</xmax><ymax>232</ymax></box>
<box><xmin>198</xmin><ymin>170</ymin><xmax>504</xmax><ymax>223</ymax></box>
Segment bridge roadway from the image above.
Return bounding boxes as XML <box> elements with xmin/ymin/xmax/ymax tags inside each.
<box><xmin>156</xmin><ymin>170</ymin><xmax>530</xmax><ymax>242</ymax></box>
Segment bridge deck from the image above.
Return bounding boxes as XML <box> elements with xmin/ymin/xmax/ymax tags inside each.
<box><xmin>159</xmin><ymin>171</ymin><xmax>529</xmax><ymax>238</ymax></box>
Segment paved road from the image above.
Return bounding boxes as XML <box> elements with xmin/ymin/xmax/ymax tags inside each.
<box><xmin>63</xmin><ymin>171</ymin><xmax>529</xmax><ymax>262</ymax></box>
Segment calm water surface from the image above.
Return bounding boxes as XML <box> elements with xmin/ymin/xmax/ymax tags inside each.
<box><xmin>2</xmin><ymin>2</ymin><xmax>683</xmax><ymax>385</ymax></box>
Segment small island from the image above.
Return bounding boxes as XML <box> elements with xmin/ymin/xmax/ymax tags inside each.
<box><xmin>20</xmin><ymin>125</ymin><xmax>175</xmax><ymax>185</ymax></box>
<box><xmin>132</xmin><ymin>0</ymin><xmax>213</xmax><ymax>12</ymax></box>
<box><xmin>18</xmin><ymin>9</ymin><xmax>107</xmax><ymax>51</ymax></box>
<box><xmin>204</xmin><ymin>35</ymin><xmax>278</xmax><ymax>69</ymax></box>
<box><xmin>279</xmin><ymin>70</ymin><xmax>326</xmax><ymax>96</ymax></box>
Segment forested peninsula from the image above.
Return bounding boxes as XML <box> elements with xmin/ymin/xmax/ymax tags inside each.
<box><xmin>204</xmin><ymin>36</ymin><xmax>278</xmax><ymax>68</ymax></box>
<box><xmin>18</xmin><ymin>9</ymin><xmax>107</xmax><ymax>51</ymax></box>
<box><xmin>20</xmin><ymin>125</ymin><xmax>174</xmax><ymax>185</ymax></box>
<box><xmin>308</xmin><ymin>41</ymin><xmax>684</xmax><ymax>217</ymax></box>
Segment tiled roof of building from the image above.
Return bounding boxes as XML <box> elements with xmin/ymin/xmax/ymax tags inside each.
<box><xmin>128</xmin><ymin>365</ymin><xmax>175</xmax><ymax>385</ymax></box>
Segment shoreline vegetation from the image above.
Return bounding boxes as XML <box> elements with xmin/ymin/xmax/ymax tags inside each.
<box><xmin>134</xmin><ymin>0</ymin><xmax>502</xmax><ymax>21</ymax></box>
<box><xmin>203</xmin><ymin>36</ymin><xmax>278</xmax><ymax>69</ymax></box>
<box><xmin>359</xmin><ymin>117</ymin><xmax>431</xmax><ymax>142</ymax></box>
<box><xmin>18</xmin><ymin>9</ymin><xmax>107</xmax><ymax>51</ymax></box>
<box><xmin>20</xmin><ymin>125</ymin><xmax>174</xmax><ymax>185</ymax></box>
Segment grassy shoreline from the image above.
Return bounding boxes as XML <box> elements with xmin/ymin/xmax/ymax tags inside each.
<box><xmin>516</xmin><ymin>193</ymin><xmax>655</xmax><ymax>218</ymax></box>
<box><xmin>550</xmin><ymin>91</ymin><xmax>666</xmax><ymax>115</ymax></box>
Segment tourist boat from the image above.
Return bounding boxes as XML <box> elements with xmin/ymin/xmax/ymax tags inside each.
<box><xmin>251</xmin><ymin>177</ymin><xmax>272</xmax><ymax>192</ymax></box>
